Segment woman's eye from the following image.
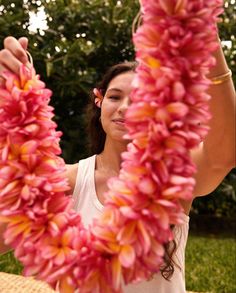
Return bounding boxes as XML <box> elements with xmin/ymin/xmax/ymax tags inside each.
<box><xmin>109</xmin><ymin>95</ymin><xmax>120</xmax><ymax>100</ymax></box>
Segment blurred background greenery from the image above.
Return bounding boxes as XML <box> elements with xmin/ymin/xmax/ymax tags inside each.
<box><xmin>0</xmin><ymin>1</ymin><xmax>235</xmax><ymax>291</ymax></box>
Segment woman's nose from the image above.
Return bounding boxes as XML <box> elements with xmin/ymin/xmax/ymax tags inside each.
<box><xmin>118</xmin><ymin>96</ymin><xmax>130</xmax><ymax>113</ymax></box>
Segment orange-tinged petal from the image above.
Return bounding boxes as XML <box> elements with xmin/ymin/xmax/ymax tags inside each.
<box><xmin>155</xmin><ymin>107</ymin><xmax>170</xmax><ymax>123</ymax></box>
<box><xmin>5</xmin><ymin>214</ymin><xmax>29</xmax><ymax>224</ymax></box>
<box><xmin>111</xmin><ymin>256</ymin><xmax>122</xmax><ymax>290</ymax></box>
<box><xmin>92</xmin><ymin>226</ymin><xmax>116</xmax><ymax>242</ymax></box>
<box><xmin>0</xmin><ymin>180</ymin><xmax>20</xmax><ymax>196</ymax></box>
<box><xmin>159</xmin><ymin>0</ymin><xmax>174</xmax><ymax>15</ymax></box>
<box><xmin>50</xmin><ymin>214</ymin><xmax>68</xmax><ymax>230</ymax></box>
<box><xmin>138</xmin><ymin>177</ymin><xmax>156</xmax><ymax>194</ymax></box>
<box><xmin>156</xmin><ymin>199</ymin><xmax>176</xmax><ymax>208</ymax></box>
<box><xmin>159</xmin><ymin>0</ymin><xmax>187</xmax><ymax>15</ymax></box>
<box><xmin>137</xmin><ymin>220</ymin><xmax>151</xmax><ymax>254</ymax></box>
<box><xmin>166</xmin><ymin>102</ymin><xmax>189</xmax><ymax>117</ymax></box>
<box><xmin>165</xmin><ymin>135</ymin><xmax>186</xmax><ymax>151</ymax></box>
<box><xmin>175</xmin><ymin>0</ymin><xmax>187</xmax><ymax>14</ymax></box>
<box><xmin>19</xmin><ymin>64</ymin><xmax>30</xmax><ymax>88</ymax></box>
<box><xmin>162</xmin><ymin>186</ymin><xmax>182</xmax><ymax>197</ymax></box>
<box><xmin>54</xmin><ymin>249</ymin><xmax>65</xmax><ymax>265</ymax></box>
<box><xmin>106</xmin><ymin>192</ymin><xmax>129</xmax><ymax>207</ymax></box>
<box><xmin>21</xmin><ymin>185</ymin><xmax>30</xmax><ymax>200</ymax></box>
<box><xmin>0</xmin><ymin>216</ymin><xmax>9</xmax><ymax>222</ymax></box>
<box><xmin>62</xmin><ymin>247</ymin><xmax>76</xmax><ymax>260</ymax></box>
<box><xmin>61</xmin><ymin>229</ymin><xmax>72</xmax><ymax>246</ymax></box>
<box><xmin>3</xmin><ymin>71</ymin><xmax>19</xmax><ymax>91</ymax></box>
<box><xmin>1</xmin><ymin>145</ymin><xmax>9</xmax><ymax>161</ymax></box>
<box><xmin>94</xmin><ymin>241</ymin><xmax>115</xmax><ymax>254</ymax></box>
<box><xmin>107</xmin><ymin>178</ymin><xmax>132</xmax><ymax>195</ymax></box>
<box><xmin>117</xmin><ymin>221</ymin><xmax>136</xmax><ymax>245</ymax></box>
<box><xmin>155</xmin><ymin>161</ymin><xmax>169</xmax><ymax>183</ymax></box>
<box><xmin>151</xmin><ymin>239</ymin><xmax>165</xmax><ymax>257</ymax></box>
<box><xmin>59</xmin><ymin>275</ymin><xmax>75</xmax><ymax>293</ymax></box>
<box><xmin>156</xmin><ymin>206</ymin><xmax>169</xmax><ymax>230</ymax></box>
<box><xmin>4</xmin><ymin>222</ymin><xmax>31</xmax><ymax>243</ymax></box>
<box><xmin>144</xmin><ymin>56</ymin><xmax>160</xmax><ymax>69</ymax></box>
<box><xmin>44</xmin><ymin>246</ymin><xmax>59</xmax><ymax>259</ymax></box>
<box><xmin>43</xmin><ymin>236</ymin><xmax>58</xmax><ymax>246</ymax></box>
<box><xmin>20</xmin><ymin>140</ymin><xmax>38</xmax><ymax>155</ymax></box>
<box><xmin>126</xmin><ymin>102</ymin><xmax>155</xmax><ymax>121</ymax></box>
<box><xmin>36</xmin><ymin>159</ymin><xmax>58</xmax><ymax>174</ymax></box>
<box><xmin>24</xmin><ymin>123</ymin><xmax>40</xmax><ymax>134</ymax></box>
<box><xmin>107</xmin><ymin>242</ymin><xmax>121</xmax><ymax>254</ymax></box>
<box><xmin>9</xmin><ymin>143</ymin><xmax>20</xmax><ymax>157</ymax></box>
<box><xmin>172</xmin><ymin>82</ymin><xmax>186</xmax><ymax>100</ymax></box>
<box><xmin>134</xmin><ymin>136</ymin><xmax>148</xmax><ymax>148</ymax></box>
<box><xmin>134</xmin><ymin>25</ymin><xmax>161</xmax><ymax>50</ymax></box>
<box><xmin>170</xmin><ymin>175</ymin><xmax>195</xmax><ymax>185</ymax></box>
<box><xmin>119</xmin><ymin>245</ymin><xmax>135</xmax><ymax>268</ymax></box>
<box><xmin>82</xmin><ymin>271</ymin><xmax>99</xmax><ymax>292</ymax></box>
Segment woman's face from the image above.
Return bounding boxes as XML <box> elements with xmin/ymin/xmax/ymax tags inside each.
<box><xmin>100</xmin><ymin>71</ymin><xmax>135</xmax><ymax>143</ymax></box>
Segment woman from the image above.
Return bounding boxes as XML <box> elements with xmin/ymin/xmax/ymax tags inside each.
<box><xmin>0</xmin><ymin>36</ymin><xmax>235</xmax><ymax>292</ymax></box>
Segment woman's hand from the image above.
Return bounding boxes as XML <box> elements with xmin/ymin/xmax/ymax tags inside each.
<box><xmin>0</xmin><ymin>36</ymin><xmax>29</xmax><ymax>84</ymax></box>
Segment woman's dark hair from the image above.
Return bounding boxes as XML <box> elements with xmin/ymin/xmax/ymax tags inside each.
<box><xmin>87</xmin><ymin>61</ymin><xmax>179</xmax><ymax>281</ymax></box>
<box><xmin>161</xmin><ymin>232</ymin><xmax>180</xmax><ymax>280</ymax></box>
<box><xmin>87</xmin><ymin>61</ymin><xmax>137</xmax><ymax>155</ymax></box>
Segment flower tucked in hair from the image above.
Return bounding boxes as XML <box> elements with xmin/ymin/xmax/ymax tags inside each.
<box><xmin>93</xmin><ymin>88</ymin><xmax>103</xmax><ymax>108</ymax></box>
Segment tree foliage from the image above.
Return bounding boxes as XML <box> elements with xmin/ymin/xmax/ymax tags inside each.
<box><xmin>0</xmin><ymin>0</ymin><xmax>235</xmax><ymax>217</ymax></box>
<box><xmin>0</xmin><ymin>0</ymin><xmax>139</xmax><ymax>161</ymax></box>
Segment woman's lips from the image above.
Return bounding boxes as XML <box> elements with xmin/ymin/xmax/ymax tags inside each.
<box><xmin>112</xmin><ymin>118</ymin><xmax>125</xmax><ymax>126</ymax></box>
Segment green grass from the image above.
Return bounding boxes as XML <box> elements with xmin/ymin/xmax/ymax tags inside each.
<box><xmin>0</xmin><ymin>250</ymin><xmax>22</xmax><ymax>275</ymax></box>
<box><xmin>0</xmin><ymin>234</ymin><xmax>235</xmax><ymax>292</ymax></box>
<box><xmin>186</xmin><ymin>233</ymin><xmax>236</xmax><ymax>293</ymax></box>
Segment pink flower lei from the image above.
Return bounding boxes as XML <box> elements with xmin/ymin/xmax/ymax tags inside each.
<box><xmin>0</xmin><ymin>1</ymin><xmax>223</xmax><ymax>292</ymax></box>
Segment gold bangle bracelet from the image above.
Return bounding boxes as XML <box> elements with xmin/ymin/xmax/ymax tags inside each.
<box><xmin>26</xmin><ymin>50</ymin><xmax>33</xmax><ymax>66</ymax></box>
<box><xmin>210</xmin><ymin>70</ymin><xmax>232</xmax><ymax>85</ymax></box>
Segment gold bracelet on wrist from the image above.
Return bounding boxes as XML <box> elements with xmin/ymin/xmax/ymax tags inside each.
<box><xmin>210</xmin><ymin>70</ymin><xmax>232</xmax><ymax>85</ymax></box>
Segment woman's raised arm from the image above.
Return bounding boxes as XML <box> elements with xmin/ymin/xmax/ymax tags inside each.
<box><xmin>192</xmin><ymin>38</ymin><xmax>235</xmax><ymax>197</ymax></box>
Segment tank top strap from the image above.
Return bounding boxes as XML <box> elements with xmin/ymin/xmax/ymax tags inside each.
<box><xmin>72</xmin><ymin>154</ymin><xmax>96</xmax><ymax>212</ymax></box>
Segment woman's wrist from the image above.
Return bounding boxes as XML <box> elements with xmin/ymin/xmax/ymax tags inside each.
<box><xmin>210</xmin><ymin>69</ymin><xmax>232</xmax><ymax>85</ymax></box>
<box><xmin>207</xmin><ymin>38</ymin><xmax>230</xmax><ymax>78</ymax></box>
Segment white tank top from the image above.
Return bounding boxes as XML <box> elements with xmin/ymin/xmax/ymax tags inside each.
<box><xmin>72</xmin><ymin>155</ymin><xmax>189</xmax><ymax>293</ymax></box>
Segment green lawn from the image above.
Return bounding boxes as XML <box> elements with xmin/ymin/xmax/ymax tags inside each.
<box><xmin>0</xmin><ymin>233</ymin><xmax>235</xmax><ymax>292</ymax></box>
<box><xmin>0</xmin><ymin>250</ymin><xmax>22</xmax><ymax>275</ymax></box>
<box><xmin>186</xmin><ymin>234</ymin><xmax>236</xmax><ymax>293</ymax></box>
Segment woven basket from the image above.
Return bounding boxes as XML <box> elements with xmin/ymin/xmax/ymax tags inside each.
<box><xmin>187</xmin><ymin>291</ymin><xmax>212</xmax><ymax>293</ymax></box>
<box><xmin>0</xmin><ymin>272</ymin><xmax>56</xmax><ymax>293</ymax></box>
<box><xmin>0</xmin><ymin>273</ymin><xmax>212</xmax><ymax>293</ymax></box>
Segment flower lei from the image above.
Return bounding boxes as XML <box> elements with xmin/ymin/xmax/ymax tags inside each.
<box><xmin>0</xmin><ymin>1</ymin><xmax>222</xmax><ymax>292</ymax></box>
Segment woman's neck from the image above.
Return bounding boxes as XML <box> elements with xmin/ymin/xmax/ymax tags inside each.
<box><xmin>97</xmin><ymin>139</ymin><xmax>128</xmax><ymax>175</ymax></box>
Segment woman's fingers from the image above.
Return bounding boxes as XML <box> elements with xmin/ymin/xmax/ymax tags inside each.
<box><xmin>18</xmin><ymin>37</ymin><xmax>31</xmax><ymax>69</ymax></box>
<box><xmin>0</xmin><ymin>36</ymin><xmax>30</xmax><ymax>77</ymax></box>
<box><xmin>0</xmin><ymin>36</ymin><xmax>31</xmax><ymax>87</ymax></box>
<box><xmin>18</xmin><ymin>37</ymin><xmax>28</xmax><ymax>51</ymax></box>
<box><xmin>0</xmin><ymin>48</ymin><xmax>23</xmax><ymax>75</ymax></box>
<box><xmin>0</xmin><ymin>64</ymin><xmax>7</xmax><ymax>86</ymax></box>
<box><xmin>3</xmin><ymin>36</ymin><xmax>28</xmax><ymax>64</ymax></box>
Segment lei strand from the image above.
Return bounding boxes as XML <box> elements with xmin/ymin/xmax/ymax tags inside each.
<box><xmin>0</xmin><ymin>0</ymin><xmax>223</xmax><ymax>292</ymax></box>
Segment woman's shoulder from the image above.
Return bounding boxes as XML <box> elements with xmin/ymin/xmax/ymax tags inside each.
<box><xmin>65</xmin><ymin>163</ymin><xmax>79</xmax><ymax>193</ymax></box>
<box><xmin>65</xmin><ymin>155</ymin><xmax>95</xmax><ymax>193</ymax></box>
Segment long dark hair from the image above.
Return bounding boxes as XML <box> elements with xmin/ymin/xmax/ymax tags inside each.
<box><xmin>87</xmin><ymin>61</ymin><xmax>179</xmax><ymax>281</ymax></box>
